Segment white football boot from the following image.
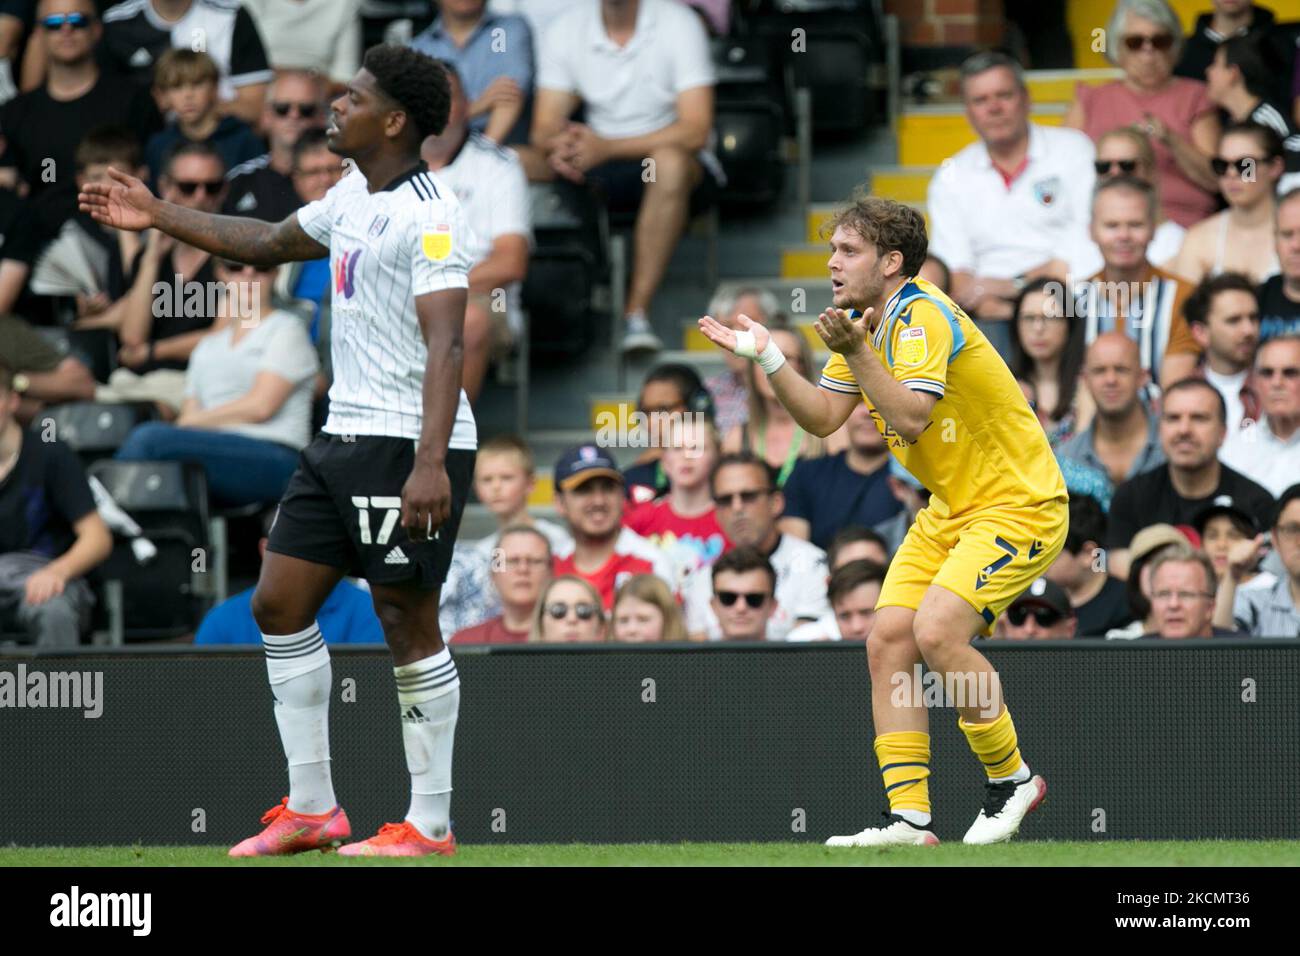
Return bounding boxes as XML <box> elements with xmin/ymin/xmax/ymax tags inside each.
<box><xmin>962</xmin><ymin>774</ymin><xmax>1047</xmax><ymax>845</ymax></box>
<box><xmin>826</xmin><ymin>813</ymin><xmax>940</xmax><ymax>847</ymax></box>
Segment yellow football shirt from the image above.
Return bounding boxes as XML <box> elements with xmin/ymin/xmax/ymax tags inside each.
<box><xmin>819</xmin><ymin>277</ymin><xmax>1066</xmax><ymax>518</ymax></box>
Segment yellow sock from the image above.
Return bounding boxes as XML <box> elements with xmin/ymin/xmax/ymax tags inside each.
<box><xmin>874</xmin><ymin>731</ymin><xmax>931</xmax><ymax>816</ymax></box>
<box><xmin>958</xmin><ymin>707</ymin><xmax>1026</xmax><ymax>781</ymax></box>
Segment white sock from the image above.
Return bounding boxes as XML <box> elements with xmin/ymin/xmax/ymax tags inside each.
<box><xmin>394</xmin><ymin>648</ymin><xmax>460</xmax><ymax>839</ymax></box>
<box><xmin>989</xmin><ymin>761</ymin><xmax>1032</xmax><ymax>785</ymax></box>
<box><xmin>894</xmin><ymin>809</ymin><xmax>931</xmax><ymax>827</ymax></box>
<box><xmin>263</xmin><ymin>623</ymin><xmax>337</xmax><ymax>815</ymax></box>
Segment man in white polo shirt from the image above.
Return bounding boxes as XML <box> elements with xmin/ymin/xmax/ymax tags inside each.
<box><xmin>422</xmin><ymin>59</ymin><xmax>531</xmax><ymax>404</ymax></box>
<box><xmin>1220</xmin><ymin>334</ymin><xmax>1300</xmax><ymax>496</ymax></box>
<box><xmin>522</xmin><ymin>0</ymin><xmax>721</xmax><ymax>356</ymax></box>
<box><xmin>927</xmin><ymin>50</ymin><xmax>1101</xmax><ymax>359</ymax></box>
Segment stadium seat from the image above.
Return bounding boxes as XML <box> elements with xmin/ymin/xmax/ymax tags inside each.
<box><xmin>711</xmin><ymin>36</ymin><xmax>787</xmax><ymax>206</ymax></box>
<box><xmin>86</xmin><ymin>459</ymin><xmax>214</xmax><ymax>640</ymax></box>
<box><xmin>523</xmin><ymin>181</ymin><xmax>603</xmax><ymax>357</ymax></box>
<box><xmin>714</xmin><ymin>100</ymin><xmax>786</xmax><ymax>206</ymax></box>
<box><xmin>745</xmin><ymin>0</ymin><xmax>885</xmax><ymax>134</ymax></box>
<box><xmin>40</xmin><ymin>401</ymin><xmax>155</xmax><ymax>466</ymax></box>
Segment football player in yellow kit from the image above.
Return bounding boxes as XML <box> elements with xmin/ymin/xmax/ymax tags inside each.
<box><xmin>699</xmin><ymin>195</ymin><xmax>1068</xmax><ymax>845</ymax></box>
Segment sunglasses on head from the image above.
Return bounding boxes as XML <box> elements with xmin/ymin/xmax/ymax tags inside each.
<box><xmin>1122</xmin><ymin>33</ymin><xmax>1174</xmax><ymax>52</ymax></box>
<box><xmin>271</xmin><ymin>101</ymin><xmax>319</xmax><ymax>119</ymax></box>
<box><xmin>173</xmin><ymin>179</ymin><xmax>224</xmax><ymax>196</ymax></box>
<box><xmin>1094</xmin><ymin>159</ymin><xmax>1138</xmax><ymax>175</ymax></box>
<box><xmin>40</xmin><ymin>12</ymin><xmax>92</xmax><ymax>30</ymax></box>
<box><xmin>1212</xmin><ymin>156</ymin><xmax>1269</xmax><ymax>177</ymax></box>
<box><xmin>1007</xmin><ymin>605</ymin><xmax>1063</xmax><ymax>628</ymax></box>
<box><xmin>717</xmin><ymin>590</ymin><xmax>769</xmax><ymax>609</ymax></box>
<box><xmin>546</xmin><ymin>602</ymin><xmax>599</xmax><ymax>621</ymax></box>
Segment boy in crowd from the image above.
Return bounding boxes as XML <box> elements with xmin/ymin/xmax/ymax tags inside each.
<box><xmin>438</xmin><ymin>435</ymin><xmax>571</xmax><ymax>635</ymax></box>
<box><xmin>144</xmin><ymin>49</ymin><xmax>264</xmax><ymax>182</ymax></box>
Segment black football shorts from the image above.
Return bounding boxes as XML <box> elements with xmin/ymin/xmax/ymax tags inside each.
<box><xmin>268</xmin><ymin>432</ymin><xmax>475</xmax><ymax>589</ymax></box>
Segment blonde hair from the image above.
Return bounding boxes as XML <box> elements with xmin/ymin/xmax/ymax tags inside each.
<box><xmin>611</xmin><ymin>574</ymin><xmax>688</xmax><ymax>642</ymax></box>
<box><xmin>530</xmin><ymin>575</ymin><xmax>606</xmax><ymax>643</ymax></box>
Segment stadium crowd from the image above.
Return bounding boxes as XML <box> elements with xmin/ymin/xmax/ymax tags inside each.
<box><xmin>1</xmin><ymin>0</ymin><xmax>1299</xmax><ymax>646</ymax></box>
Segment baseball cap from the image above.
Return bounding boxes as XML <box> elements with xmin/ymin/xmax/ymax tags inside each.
<box><xmin>1009</xmin><ymin>577</ymin><xmax>1072</xmax><ymax>616</ymax></box>
<box><xmin>554</xmin><ymin>444</ymin><xmax>623</xmax><ymax>492</ymax></box>
<box><xmin>1192</xmin><ymin>495</ymin><xmax>1260</xmax><ymax>538</ymax></box>
<box><xmin>1128</xmin><ymin>523</ymin><xmax>1194</xmax><ymax>565</ymax></box>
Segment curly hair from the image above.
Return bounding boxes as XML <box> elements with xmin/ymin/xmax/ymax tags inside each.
<box><xmin>361</xmin><ymin>44</ymin><xmax>451</xmax><ymax>143</ymax></box>
<box><xmin>821</xmin><ymin>192</ymin><xmax>929</xmax><ymax>276</ymax></box>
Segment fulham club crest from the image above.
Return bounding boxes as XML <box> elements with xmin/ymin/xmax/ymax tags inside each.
<box><xmin>368</xmin><ymin>214</ymin><xmax>390</xmax><ymax>238</ymax></box>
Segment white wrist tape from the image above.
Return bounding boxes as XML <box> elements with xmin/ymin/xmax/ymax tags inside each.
<box><xmin>734</xmin><ymin>330</ymin><xmax>787</xmax><ymax>375</ymax></box>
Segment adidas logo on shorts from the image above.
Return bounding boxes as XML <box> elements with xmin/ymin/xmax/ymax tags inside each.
<box><xmin>385</xmin><ymin>547</ymin><xmax>409</xmax><ymax>565</ymax></box>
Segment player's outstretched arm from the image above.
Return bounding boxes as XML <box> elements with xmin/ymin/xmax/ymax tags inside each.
<box><xmin>79</xmin><ymin>166</ymin><xmax>328</xmax><ymax>268</ymax></box>
<box><xmin>698</xmin><ymin>312</ymin><xmax>854</xmax><ymax>437</ymax></box>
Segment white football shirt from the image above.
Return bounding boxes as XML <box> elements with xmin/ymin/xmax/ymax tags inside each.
<box><xmin>296</xmin><ymin>164</ymin><xmax>478</xmax><ymax>449</ymax></box>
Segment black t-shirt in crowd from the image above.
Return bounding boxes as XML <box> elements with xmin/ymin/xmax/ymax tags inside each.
<box><xmin>1106</xmin><ymin>464</ymin><xmax>1276</xmax><ymax>551</ymax></box>
<box><xmin>127</xmin><ymin>243</ymin><xmax>218</xmax><ymax>372</ymax></box>
<box><xmin>1255</xmin><ymin>274</ymin><xmax>1300</xmax><ymax>343</ymax></box>
<box><xmin>1074</xmin><ymin>575</ymin><xmax>1133</xmax><ymax>637</ymax></box>
<box><xmin>222</xmin><ymin>155</ymin><xmax>302</xmax><ymax>223</ymax></box>
<box><xmin>0</xmin><ymin>73</ymin><xmax>160</xmax><ymax>201</ymax></box>
<box><xmin>0</xmin><ymin>428</ymin><xmax>96</xmax><ymax>558</ymax></box>
<box><xmin>99</xmin><ymin>0</ymin><xmax>271</xmax><ymax>92</ymax></box>
<box><xmin>781</xmin><ymin>451</ymin><xmax>901</xmax><ymax>551</ymax></box>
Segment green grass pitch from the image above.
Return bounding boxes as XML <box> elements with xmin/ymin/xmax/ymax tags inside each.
<box><xmin>1</xmin><ymin>841</ymin><xmax>1295</xmax><ymax>866</ymax></box>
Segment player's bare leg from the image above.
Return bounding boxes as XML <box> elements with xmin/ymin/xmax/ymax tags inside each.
<box><xmin>338</xmin><ymin>582</ymin><xmax>459</xmax><ymax>857</ymax></box>
<box><xmin>231</xmin><ymin>552</ymin><xmax>350</xmax><ymax>857</ymax></box>
<box><xmin>913</xmin><ymin>585</ymin><xmax>1046</xmax><ymax>844</ymax></box>
<box><xmin>827</xmin><ymin>606</ymin><xmax>939</xmax><ymax>847</ymax></box>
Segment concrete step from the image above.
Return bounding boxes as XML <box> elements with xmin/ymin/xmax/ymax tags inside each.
<box><xmin>1025</xmin><ymin>67</ymin><xmax>1122</xmax><ymax>104</ymax></box>
<box><xmin>897</xmin><ymin>102</ymin><xmax>1066</xmax><ymax>167</ymax></box>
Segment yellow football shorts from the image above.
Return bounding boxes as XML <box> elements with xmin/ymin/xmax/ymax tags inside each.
<box><xmin>878</xmin><ymin>497</ymin><xmax>1069</xmax><ymax>634</ymax></box>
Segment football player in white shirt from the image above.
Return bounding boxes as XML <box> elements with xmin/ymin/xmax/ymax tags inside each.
<box><xmin>81</xmin><ymin>44</ymin><xmax>477</xmax><ymax>859</ymax></box>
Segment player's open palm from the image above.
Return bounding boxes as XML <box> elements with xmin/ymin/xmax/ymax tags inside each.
<box><xmin>78</xmin><ymin>165</ymin><xmax>155</xmax><ymax>232</ymax></box>
<box><xmin>815</xmin><ymin>306</ymin><xmax>870</xmax><ymax>356</ymax></box>
<box><xmin>402</xmin><ymin>461</ymin><xmax>452</xmax><ymax>542</ymax></box>
<box><xmin>698</xmin><ymin>312</ymin><xmax>770</xmax><ymax>357</ymax></box>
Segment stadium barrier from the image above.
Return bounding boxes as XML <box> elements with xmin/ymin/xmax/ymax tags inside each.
<box><xmin>2</xmin><ymin>640</ymin><xmax>1297</xmax><ymax>846</ymax></box>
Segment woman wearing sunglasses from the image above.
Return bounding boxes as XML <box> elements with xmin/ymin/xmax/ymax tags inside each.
<box><xmin>1171</xmin><ymin>120</ymin><xmax>1284</xmax><ymax>285</ymax></box>
<box><xmin>1063</xmin><ymin>0</ymin><xmax>1220</xmax><ymax>229</ymax></box>
<box><xmin>531</xmin><ymin>576</ymin><xmax>607</xmax><ymax>643</ymax></box>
